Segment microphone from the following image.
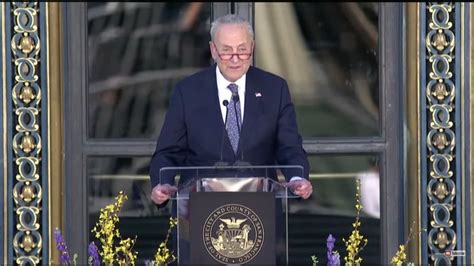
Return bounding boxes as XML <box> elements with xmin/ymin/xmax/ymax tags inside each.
<box><xmin>232</xmin><ymin>92</ymin><xmax>251</xmax><ymax>167</ymax></box>
<box><xmin>214</xmin><ymin>100</ymin><xmax>230</xmax><ymax>167</ymax></box>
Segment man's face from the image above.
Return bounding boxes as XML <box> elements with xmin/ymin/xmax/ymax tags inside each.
<box><xmin>210</xmin><ymin>23</ymin><xmax>254</xmax><ymax>82</ymax></box>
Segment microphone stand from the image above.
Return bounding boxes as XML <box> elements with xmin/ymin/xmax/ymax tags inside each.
<box><xmin>214</xmin><ymin>100</ymin><xmax>230</xmax><ymax>168</ymax></box>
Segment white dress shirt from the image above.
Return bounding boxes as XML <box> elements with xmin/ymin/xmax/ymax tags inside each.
<box><xmin>216</xmin><ymin>65</ymin><xmax>246</xmax><ymax>123</ymax></box>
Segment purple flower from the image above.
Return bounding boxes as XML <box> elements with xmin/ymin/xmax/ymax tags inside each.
<box><xmin>88</xmin><ymin>241</ymin><xmax>100</xmax><ymax>266</ymax></box>
<box><xmin>327</xmin><ymin>234</ymin><xmax>335</xmax><ymax>252</ymax></box>
<box><xmin>53</xmin><ymin>228</ymin><xmax>71</xmax><ymax>264</ymax></box>
<box><xmin>327</xmin><ymin>234</ymin><xmax>340</xmax><ymax>266</ymax></box>
<box><xmin>328</xmin><ymin>252</ymin><xmax>340</xmax><ymax>266</ymax></box>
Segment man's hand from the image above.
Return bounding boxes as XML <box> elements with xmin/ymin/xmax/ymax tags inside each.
<box><xmin>151</xmin><ymin>184</ymin><xmax>178</xmax><ymax>205</ymax></box>
<box><xmin>286</xmin><ymin>179</ymin><xmax>313</xmax><ymax>199</ymax></box>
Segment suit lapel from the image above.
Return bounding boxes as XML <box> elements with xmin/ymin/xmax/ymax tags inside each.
<box><xmin>237</xmin><ymin>67</ymin><xmax>260</xmax><ymax>156</ymax></box>
<box><xmin>205</xmin><ymin>66</ymin><xmax>225</xmax><ymax>130</ymax></box>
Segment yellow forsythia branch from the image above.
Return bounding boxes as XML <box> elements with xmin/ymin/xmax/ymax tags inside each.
<box><xmin>390</xmin><ymin>221</ymin><xmax>426</xmax><ymax>266</ymax></box>
<box><xmin>91</xmin><ymin>191</ymin><xmax>138</xmax><ymax>265</ymax></box>
<box><xmin>343</xmin><ymin>178</ymin><xmax>368</xmax><ymax>265</ymax></box>
<box><xmin>151</xmin><ymin>217</ymin><xmax>178</xmax><ymax>266</ymax></box>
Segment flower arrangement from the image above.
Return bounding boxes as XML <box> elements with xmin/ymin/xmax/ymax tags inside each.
<box><xmin>311</xmin><ymin>178</ymin><xmax>366</xmax><ymax>266</ymax></box>
<box><xmin>311</xmin><ymin>179</ymin><xmax>424</xmax><ymax>266</ymax></box>
<box><xmin>54</xmin><ymin>186</ymin><xmax>423</xmax><ymax>265</ymax></box>
<box><xmin>52</xmin><ymin>191</ymin><xmax>177</xmax><ymax>265</ymax></box>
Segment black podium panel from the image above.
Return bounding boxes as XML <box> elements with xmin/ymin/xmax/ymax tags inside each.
<box><xmin>190</xmin><ymin>192</ymin><xmax>276</xmax><ymax>265</ymax></box>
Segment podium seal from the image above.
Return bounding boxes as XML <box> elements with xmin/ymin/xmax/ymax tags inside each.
<box><xmin>202</xmin><ymin>204</ymin><xmax>264</xmax><ymax>264</ymax></box>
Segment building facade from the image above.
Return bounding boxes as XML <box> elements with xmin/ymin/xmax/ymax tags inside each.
<box><xmin>0</xmin><ymin>2</ymin><xmax>472</xmax><ymax>265</ymax></box>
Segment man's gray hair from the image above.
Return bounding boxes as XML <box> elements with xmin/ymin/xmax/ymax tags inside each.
<box><xmin>210</xmin><ymin>14</ymin><xmax>254</xmax><ymax>41</ymax></box>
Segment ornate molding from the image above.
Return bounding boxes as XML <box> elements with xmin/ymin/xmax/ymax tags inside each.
<box><xmin>10</xmin><ymin>2</ymin><xmax>43</xmax><ymax>264</ymax></box>
<box><xmin>424</xmin><ymin>3</ymin><xmax>457</xmax><ymax>265</ymax></box>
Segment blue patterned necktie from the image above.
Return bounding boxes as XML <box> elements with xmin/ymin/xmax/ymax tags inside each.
<box><xmin>226</xmin><ymin>83</ymin><xmax>242</xmax><ymax>154</ymax></box>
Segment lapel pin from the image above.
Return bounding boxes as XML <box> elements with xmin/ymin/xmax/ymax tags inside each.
<box><xmin>255</xmin><ymin>92</ymin><xmax>262</xmax><ymax>97</ymax></box>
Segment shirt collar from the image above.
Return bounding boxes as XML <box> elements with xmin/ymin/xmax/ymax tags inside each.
<box><xmin>215</xmin><ymin>65</ymin><xmax>246</xmax><ymax>91</ymax></box>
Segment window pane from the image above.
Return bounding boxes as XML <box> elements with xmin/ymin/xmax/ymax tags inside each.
<box><xmin>87</xmin><ymin>3</ymin><xmax>211</xmax><ymax>140</ymax></box>
<box><xmin>255</xmin><ymin>3</ymin><xmax>379</xmax><ymax>138</ymax></box>
<box><xmin>87</xmin><ymin>156</ymin><xmax>158</xmax><ymax>216</ymax></box>
<box><xmin>289</xmin><ymin>154</ymin><xmax>381</xmax><ymax>265</ymax></box>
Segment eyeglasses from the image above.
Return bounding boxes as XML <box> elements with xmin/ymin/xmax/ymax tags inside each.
<box><xmin>217</xmin><ymin>52</ymin><xmax>252</xmax><ymax>61</ymax></box>
<box><xmin>213</xmin><ymin>42</ymin><xmax>253</xmax><ymax>61</ymax></box>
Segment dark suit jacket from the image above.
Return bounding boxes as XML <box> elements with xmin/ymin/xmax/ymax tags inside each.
<box><xmin>149</xmin><ymin>64</ymin><xmax>309</xmax><ymax>187</ymax></box>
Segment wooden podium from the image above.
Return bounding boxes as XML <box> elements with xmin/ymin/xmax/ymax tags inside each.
<box><xmin>159</xmin><ymin>165</ymin><xmax>303</xmax><ymax>265</ymax></box>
